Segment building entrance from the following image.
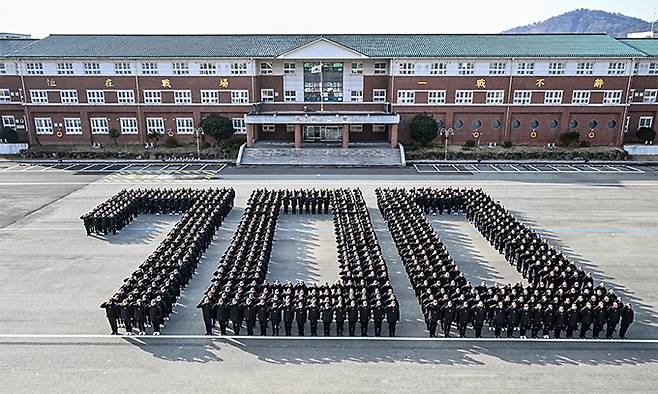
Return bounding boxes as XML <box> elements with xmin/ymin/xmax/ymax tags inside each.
<box><xmin>303</xmin><ymin>125</ymin><xmax>342</xmax><ymax>142</ymax></box>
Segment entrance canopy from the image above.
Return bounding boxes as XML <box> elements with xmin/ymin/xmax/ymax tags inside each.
<box><xmin>244</xmin><ymin>112</ymin><xmax>400</xmax><ymax>125</ymax></box>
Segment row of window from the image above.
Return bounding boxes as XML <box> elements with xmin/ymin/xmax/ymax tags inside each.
<box><xmin>12</xmin><ymin>61</ymin><xmax>657</xmax><ymax>77</ymax></box>
<box><xmin>441</xmin><ymin>117</ymin><xmax>655</xmax><ymax>131</ymax></box>
<box><xmin>32</xmin><ymin>117</ymin><xmax>203</xmax><ymax>135</ymax></box>
<box><xmin>395</xmin><ymin>89</ymin><xmax>643</xmax><ymax>105</ymax></box>
<box><xmin>27</xmin><ymin>89</ymin><xmax>250</xmax><ymax>105</ymax></box>
<box><xmin>396</xmin><ymin>61</ymin><xmax>648</xmax><ymax>76</ymax></box>
<box><xmin>260</xmin><ymin>124</ymin><xmax>386</xmax><ymax>133</ymax></box>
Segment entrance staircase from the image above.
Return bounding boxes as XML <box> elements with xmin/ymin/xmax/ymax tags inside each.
<box><xmin>238</xmin><ymin>142</ymin><xmax>405</xmax><ymax>167</ymax></box>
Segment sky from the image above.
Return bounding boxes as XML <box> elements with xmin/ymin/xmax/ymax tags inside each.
<box><xmin>1</xmin><ymin>0</ymin><xmax>657</xmax><ymax>38</ymax></box>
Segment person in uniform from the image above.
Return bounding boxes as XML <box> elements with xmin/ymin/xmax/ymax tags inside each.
<box><xmin>100</xmin><ymin>299</ymin><xmax>119</xmax><ymax>335</ymax></box>
<box><xmin>619</xmin><ymin>303</ymin><xmax>634</xmax><ymax>339</ymax></box>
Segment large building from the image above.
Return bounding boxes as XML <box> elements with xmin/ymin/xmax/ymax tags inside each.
<box><xmin>0</xmin><ymin>34</ymin><xmax>656</xmax><ymax>148</ymax></box>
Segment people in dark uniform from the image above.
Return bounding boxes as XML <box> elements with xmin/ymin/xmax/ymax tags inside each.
<box><xmin>619</xmin><ymin>303</ymin><xmax>634</xmax><ymax>339</ymax></box>
<box><xmin>295</xmin><ymin>301</ymin><xmax>307</xmax><ymax>337</ymax></box>
<box><xmin>347</xmin><ymin>301</ymin><xmax>359</xmax><ymax>337</ymax></box>
<box><xmin>606</xmin><ymin>302</ymin><xmax>621</xmax><ymax>339</ymax></box>
<box><xmin>100</xmin><ymin>298</ymin><xmax>119</xmax><ymax>335</ymax></box>
<box><xmin>197</xmin><ymin>296</ymin><xmax>214</xmax><ymax>336</ymax></box>
<box><xmin>270</xmin><ymin>302</ymin><xmax>282</xmax><ymax>336</ymax></box>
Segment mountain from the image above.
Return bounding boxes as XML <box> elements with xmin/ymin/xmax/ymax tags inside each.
<box><xmin>502</xmin><ymin>9</ymin><xmax>657</xmax><ymax>38</ymax></box>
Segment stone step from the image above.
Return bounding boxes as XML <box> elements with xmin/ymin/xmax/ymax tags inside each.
<box><xmin>239</xmin><ymin>146</ymin><xmax>404</xmax><ymax>166</ymax></box>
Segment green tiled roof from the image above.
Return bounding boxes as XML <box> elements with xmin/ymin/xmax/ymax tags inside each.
<box><xmin>0</xmin><ymin>39</ymin><xmax>38</xmax><ymax>58</ymax></box>
<box><xmin>4</xmin><ymin>34</ymin><xmax>647</xmax><ymax>59</ymax></box>
<box><xmin>618</xmin><ymin>38</ymin><xmax>658</xmax><ymax>57</ymax></box>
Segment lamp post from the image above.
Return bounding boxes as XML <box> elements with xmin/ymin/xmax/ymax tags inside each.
<box><xmin>440</xmin><ymin>127</ymin><xmax>454</xmax><ymax>161</ymax></box>
<box><xmin>194</xmin><ymin>127</ymin><xmax>203</xmax><ymax>160</ymax></box>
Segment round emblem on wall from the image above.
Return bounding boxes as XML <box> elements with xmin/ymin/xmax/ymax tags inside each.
<box><xmin>55</xmin><ymin>130</ymin><xmax>64</xmax><ymax>138</ymax></box>
<box><xmin>530</xmin><ymin>131</ymin><xmax>538</xmax><ymax>139</ymax></box>
<box><xmin>167</xmin><ymin>130</ymin><xmax>175</xmax><ymax>138</ymax></box>
<box><xmin>588</xmin><ymin>131</ymin><xmax>596</xmax><ymax>139</ymax></box>
<box><xmin>472</xmin><ymin>131</ymin><xmax>480</xmax><ymax>139</ymax></box>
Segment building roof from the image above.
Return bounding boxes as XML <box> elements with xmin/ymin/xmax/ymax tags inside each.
<box><xmin>4</xmin><ymin>34</ymin><xmax>647</xmax><ymax>59</ymax></box>
<box><xmin>618</xmin><ymin>38</ymin><xmax>658</xmax><ymax>57</ymax></box>
<box><xmin>0</xmin><ymin>38</ymin><xmax>38</xmax><ymax>58</ymax></box>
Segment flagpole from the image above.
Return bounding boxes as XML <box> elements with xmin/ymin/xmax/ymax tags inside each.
<box><xmin>320</xmin><ymin>62</ymin><xmax>324</xmax><ymax>112</ymax></box>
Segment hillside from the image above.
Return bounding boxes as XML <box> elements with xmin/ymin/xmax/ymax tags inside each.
<box><xmin>502</xmin><ymin>9</ymin><xmax>657</xmax><ymax>38</ymax></box>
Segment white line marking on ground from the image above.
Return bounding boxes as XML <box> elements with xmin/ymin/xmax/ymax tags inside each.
<box><xmin>0</xmin><ymin>334</ymin><xmax>655</xmax><ymax>343</ymax></box>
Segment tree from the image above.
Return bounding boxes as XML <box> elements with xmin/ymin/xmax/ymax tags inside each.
<box><xmin>108</xmin><ymin>128</ymin><xmax>121</xmax><ymax>145</ymax></box>
<box><xmin>200</xmin><ymin>115</ymin><xmax>235</xmax><ymax>147</ymax></box>
<box><xmin>147</xmin><ymin>129</ymin><xmax>162</xmax><ymax>146</ymax></box>
<box><xmin>636</xmin><ymin>127</ymin><xmax>656</xmax><ymax>143</ymax></box>
<box><xmin>409</xmin><ymin>113</ymin><xmax>438</xmax><ymax>146</ymax></box>
<box><xmin>0</xmin><ymin>127</ymin><xmax>18</xmax><ymax>143</ymax></box>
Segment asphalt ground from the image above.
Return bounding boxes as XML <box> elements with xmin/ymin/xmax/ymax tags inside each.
<box><xmin>0</xmin><ymin>161</ymin><xmax>657</xmax><ymax>392</ymax></box>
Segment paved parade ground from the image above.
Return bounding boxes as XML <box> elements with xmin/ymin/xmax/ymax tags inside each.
<box><xmin>0</xmin><ymin>161</ymin><xmax>657</xmax><ymax>392</ymax></box>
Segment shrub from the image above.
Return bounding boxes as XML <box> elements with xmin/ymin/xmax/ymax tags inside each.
<box><xmin>0</xmin><ymin>127</ymin><xmax>18</xmax><ymax>143</ymax></box>
<box><xmin>108</xmin><ymin>128</ymin><xmax>121</xmax><ymax>145</ymax></box>
<box><xmin>165</xmin><ymin>137</ymin><xmax>179</xmax><ymax>148</ymax></box>
<box><xmin>636</xmin><ymin>127</ymin><xmax>656</xmax><ymax>143</ymax></box>
<box><xmin>559</xmin><ymin>131</ymin><xmax>580</xmax><ymax>147</ymax></box>
<box><xmin>200</xmin><ymin>115</ymin><xmax>235</xmax><ymax>146</ymax></box>
<box><xmin>579</xmin><ymin>140</ymin><xmax>591</xmax><ymax>148</ymax></box>
<box><xmin>503</xmin><ymin>140</ymin><xmax>513</xmax><ymax>148</ymax></box>
<box><xmin>409</xmin><ymin>113</ymin><xmax>439</xmax><ymax>146</ymax></box>
<box><xmin>463</xmin><ymin>140</ymin><xmax>476</xmax><ymax>148</ymax></box>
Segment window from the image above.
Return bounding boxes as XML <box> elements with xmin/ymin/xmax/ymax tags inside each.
<box><xmin>350</xmin><ymin>90</ymin><xmax>363</xmax><ymax>102</ymax></box>
<box><xmin>176</xmin><ymin>118</ymin><xmax>194</xmax><ymax>134</ymax></box>
<box><xmin>30</xmin><ymin>90</ymin><xmax>48</xmax><ymax>104</ymax></box>
<box><xmin>648</xmin><ymin>63</ymin><xmax>658</xmax><ymax>75</ymax></box>
<box><xmin>639</xmin><ymin>116</ymin><xmax>654</xmax><ymax>128</ymax></box>
<box><xmin>373</xmin><ymin>89</ymin><xmax>387</xmax><ymax>102</ymax></box>
<box><xmin>117</xmin><ymin>90</ymin><xmax>135</xmax><ymax>104</ymax></box>
<box><xmin>26</xmin><ymin>63</ymin><xmax>44</xmax><ymax>75</ymax></box>
<box><xmin>0</xmin><ymin>89</ymin><xmax>11</xmax><ymax>103</ymax></box>
<box><xmin>372</xmin><ymin>124</ymin><xmax>386</xmax><ymax>132</ymax></box>
<box><xmin>430</xmin><ymin>63</ymin><xmax>447</xmax><ymax>75</ymax></box>
<box><xmin>2</xmin><ymin>115</ymin><xmax>16</xmax><ymax>129</ymax></box>
<box><xmin>146</xmin><ymin>118</ymin><xmax>165</xmax><ymax>134</ymax></box>
<box><xmin>64</xmin><ymin>118</ymin><xmax>82</xmax><ymax>134</ymax></box>
<box><xmin>230</xmin><ymin>62</ymin><xmax>248</xmax><ymax>75</ymax></box>
<box><xmin>174</xmin><ymin>90</ymin><xmax>192</xmax><ymax>104</ymax></box>
<box><xmin>262</xmin><ymin>124</ymin><xmax>275</xmax><ymax>133</ymax></box>
<box><xmin>260</xmin><ymin>62</ymin><xmax>273</xmax><ymax>75</ymax></box>
<box><xmin>516</xmin><ymin>62</ymin><xmax>534</xmax><ymax>75</ymax></box>
<box><xmin>608</xmin><ymin>62</ymin><xmax>626</xmax><ymax>75</ymax></box>
<box><xmin>114</xmin><ymin>62</ymin><xmax>132</xmax><ymax>75</ymax></box>
<box><xmin>489</xmin><ymin>62</ymin><xmax>506</xmax><ymax>75</ymax></box>
<box><xmin>427</xmin><ymin>90</ymin><xmax>446</xmax><ymax>104</ymax></box>
<box><xmin>284</xmin><ymin>90</ymin><xmax>297</xmax><ymax>102</ymax></box>
<box><xmin>87</xmin><ymin>90</ymin><xmax>105</xmax><ymax>104</ymax></box>
<box><xmin>199</xmin><ymin>63</ymin><xmax>216</xmax><ymax>75</ymax></box>
<box><xmin>603</xmin><ymin>90</ymin><xmax>622</xmax><ymax>104</ymax></box>
<box><xmin>643</xmin><ymin>89</ymin><xmax>657</xmax><ymax>103</ymax></box>
<box><xmin>57</xmin><ymin>63</ymin><xmax>74</xmax><ymax>75</ymax></box>
<box><xmin>286</xmin><ymin>124</ymin><xmax>295</xmax><ymax>133</ymax></box>
<box><xmin>141</xmin><ymin>62</ymin><xmax>159</xmax><ymax>75</ymax></box>
<box><xmin>548</xmin><ymin>62</ymin><xmax>566</xmax><ymax>75</ymax></box>
<box><xmin>349</xmin><ymin>124</ymin><xmax>363</xmax><ymax>132</ymax></box>
<box><xmin>90</xmin><ymin>118</ymin><xmax>109</xmax><ymax>134</ymax></box>
<box><xmin>399</xmin><ymin>63</ymin><xmax>415</xmax><ymax>75</ymax></box>
<box><xmin>0</xmin><ymin>63</ymin><xmax>6</xmax><ymax>74</ymax></box>
<box><xmin>374</xmin><ymin>62</ymin><xmax>387</xmax><ymax>75</ymax></box>
<box><xmin>84</xmin><ymin>63</ymin><xmax>100</xmax><ymax>75</ymax></box>
<box><xmin>34</xmin><ymin>118</ymin><xmax>53</xmax><ymax>134</ymax></box>
<box><xmin>576</xmin><ymin>62</ymin><xmax>594</xmax><ymax>75</ymax></box>
<box><xmin>120</xmin><ymin>118</ymin><xmax>138</xmax><ymax>134</ymax></box>
<box><xmin>455</xmin><ymin>90</ymin><xmax>474</xmax><ymax>104</ymax></box>
<box><xmin>486</xmin><ymin>90</ymin><xmax>505</xmax><ymax>104</ymax></box>
<box><xmin>60</xmin><ymin>90</ymin><xmax>78</xmax><ymax>104</ymax></box>
<box><xmin>172</xmin><ymin>62</ymin><xmax>189</xmax><ymax>75</ymax></box>
<box><xmin>572</xmin><ymin>90</ymin><xmax>591</xmax><ymax>105</ymax></box>
<box><xmin>261</xmin><ymin>89</ymin><xmax>275</xmax><ymax>102</ymax></box>
<box><xmin>144</xmin><ymin>90</ymin><xmax>162</xmax><ymax>104</ymax></box>
<box><xmin>232</xmin><ymin>118</ymin><xmax>246</xmax><ymax>133</ymax></box>
<box><xmin>544</xmin><ymin>90</ymin><xmax>563</xmax><ymax>104</ymax></box>
<box><xmin>513</xmin><ymin>90</ymin><xmax>532</xmax><ymax>105</ymax></box>
<box><xmin>397</xmin><ymin>90</ymin><xmax>415</xmax><ymax>104</ymax></box>
<box><xmin>201</xmin><ymin>90</ymin><xmax>220</xmax><ymax>104</ymax></box>
<box><xmin>458</xmin><ymin>63</ymin><xmax>474</xmax><ymax>75</ymax></box>
<box><xmin>231</xmin><ymin>90</ymin><xmax>249</xmax><ymax>104</ymax></box>
<box><xmin>351</xmin><ymin>62</ymin><xmax>363</xmax><ymax>74</ymax></box>
<box><xmin>283</xmin><ymin>62</ymin><xmax>296</xmax><ymax>74</ymax></box>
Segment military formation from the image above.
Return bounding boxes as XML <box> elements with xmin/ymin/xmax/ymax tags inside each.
<box><xmin>91</xmin><ymin>188</ymin><xmax>235</xmax><ymax>335</ymax></box>
<box><xmin>377</xmin><ymin>187</ymin><xmax>634</xmax><ymax>339</ymax></box>
<box><xmin>197</xmin><ymin>188</ymin><xmax>400</xmax><ymax>337</ymax></box>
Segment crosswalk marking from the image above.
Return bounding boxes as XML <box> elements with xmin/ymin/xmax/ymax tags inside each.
<box><xmin>413</xmin><ymin>163</ymin><xmax>646</xmax><ymax>174</ymax></box>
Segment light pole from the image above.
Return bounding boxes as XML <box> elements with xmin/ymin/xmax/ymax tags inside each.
<box><xmin>194</xmin><ymin>127</ymin><xmax>203</xmax><ymax>160</ymax></box>
<box><xmin>440</xmin><ymin>127</ymin><xmax>454</xmax><ymax>161</ymax></box>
